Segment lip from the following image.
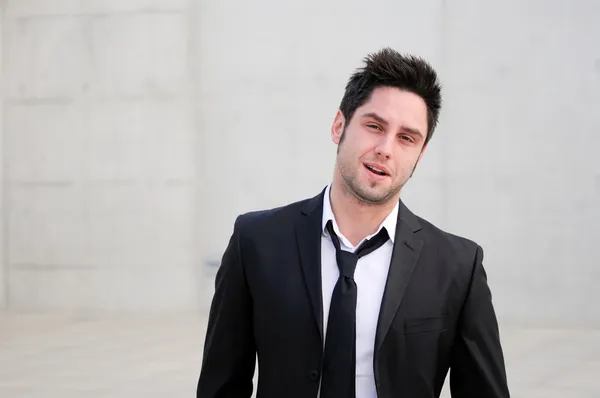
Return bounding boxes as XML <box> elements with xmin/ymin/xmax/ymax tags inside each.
<box><xmin>363</xmin><ymin>162</ymin><xmax>391</xmax><ymax>177</ymax></box>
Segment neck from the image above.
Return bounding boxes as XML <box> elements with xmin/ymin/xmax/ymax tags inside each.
<box><xmin>329</xmin><ymin>173</ymin><xmax>398</xmax><ymax>246</ymax></box>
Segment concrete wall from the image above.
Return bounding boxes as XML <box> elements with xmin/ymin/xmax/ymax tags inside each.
<box><xmin>0</xmin><ymin>3</ymin><xmax>5</xmax><ymax>309</ymax></box>
<box><xmin>441</xmin><ymin>0</ymin><xmax>600</xmax><ymax>326</ymax></box>
<box><xmin>3</xmin><ymin>0</ymin><xmax>200</xmax><ymax>313</ymax></box>
<box><xmin>2</xmin><ymin>0</ymin><xmax>599</xmax><ymax>326</ymax></box>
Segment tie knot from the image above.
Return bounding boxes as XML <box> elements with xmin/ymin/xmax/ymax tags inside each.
<box><xmin>337</xmin><ymin>250</ymin><xmax>358</xmax><ymax>278</ymax></box>
<box><xmin>326</xmin><ymin>221</ymin><xmax>389</xmax><ymax>279</ymax></box>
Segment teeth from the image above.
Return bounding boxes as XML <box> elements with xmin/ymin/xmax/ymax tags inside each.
<box><xmin>366</xmin><ymin>165</ymin><xmax>386</xmax><ymax>175</ymax></box>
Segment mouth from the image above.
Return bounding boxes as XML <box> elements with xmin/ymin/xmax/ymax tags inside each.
<box><xmin>364</xmin><ymin>163</ymin><xmax>389</xmax><ymax>177</ymax></box>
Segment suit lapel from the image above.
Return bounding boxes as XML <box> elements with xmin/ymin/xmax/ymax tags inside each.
<box><xmin>295</xmin><ymin>188</ymin><xmax>326</xmax><ymax>342</ymax></box>
<box><xmin>375</xmin><ymin>200</ymin><xmax>424</xmax><ymax>353</ymax></box>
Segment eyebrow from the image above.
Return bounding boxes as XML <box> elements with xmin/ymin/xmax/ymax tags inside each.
<box><xmin>361</xmin><ymin>112</ymin><xmax>425</xmax><ymax>139</ymax></box>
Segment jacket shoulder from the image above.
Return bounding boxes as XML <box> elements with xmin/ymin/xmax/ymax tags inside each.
<box><xmin>234</xmin><ymin>196</ymin><xmax>314</xmax><ymax>234</ymax></box>
<box><xmin>414</xmin><ymin>215</ymin><xmax>482</xmax><ymax>262</ymax></box>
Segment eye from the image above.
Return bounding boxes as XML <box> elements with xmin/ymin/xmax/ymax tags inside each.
<box><xmin>367</xmin><ymin>124</ymin><xmax>382</xmax><ymax>131</ymax></box>
<box><xmin>399</xmin><ymin>134</ymin><xmax>414</xmax><ymax>143</ymax></box>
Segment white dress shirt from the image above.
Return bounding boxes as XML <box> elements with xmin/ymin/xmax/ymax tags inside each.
<box><xmin>320</xmin><ymin>184</ymin><xmax>398</xmax><ymax>398</ymax></box>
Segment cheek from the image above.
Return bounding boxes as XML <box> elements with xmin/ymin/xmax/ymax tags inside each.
<box><xmin>338</xmin><ymin>141</ymin><xmax>360</xmax><ymax>163</ymax></box>
<box><xmin>343</xmin><ymin>139</ymin><xmax>365</xmax><ymax>158</ymax></box>
<box><xmin>395</xmin><ymin>150</ymin><xmax>420</xmax><ymax>171</ymax></box>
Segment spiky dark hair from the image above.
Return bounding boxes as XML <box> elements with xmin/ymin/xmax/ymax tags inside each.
<box><xmin>339</xmin><ymin>48</ymin><xmax>442</xmax><ymax>144</ymax></box>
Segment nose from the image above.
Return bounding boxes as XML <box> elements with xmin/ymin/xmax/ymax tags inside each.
<box><xmin>375</xmin><ymin>134</ymin><xmax>393</xmax><ymax>159</ymax></box>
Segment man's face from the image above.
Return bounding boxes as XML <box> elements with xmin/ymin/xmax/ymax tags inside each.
<box><xmin>332</xmin><ymin>86</ymin><xmax>429</xmax><ymax>205</ymax></box>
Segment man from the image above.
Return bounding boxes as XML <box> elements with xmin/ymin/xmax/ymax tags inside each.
<box><xmin>197</xmin><ymin>48</ymin><xmax>510</xmax><ymax>398</ymax></box>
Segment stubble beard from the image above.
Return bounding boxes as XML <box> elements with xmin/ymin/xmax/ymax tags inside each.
<box><xmin>338</xmin><ymin>161</ymin><xmax>404</xmax><ymax>206</ymax></box>
<box><xmin>335</xmin><ymin>128</ymin><xmax>418</xmax><ymax>206</ymax></box>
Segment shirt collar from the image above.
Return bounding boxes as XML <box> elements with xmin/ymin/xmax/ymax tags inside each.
<box><xmin>321</xmin><ymin>184</ymin><xmax>398</xmax><ymax>245</ymax></box>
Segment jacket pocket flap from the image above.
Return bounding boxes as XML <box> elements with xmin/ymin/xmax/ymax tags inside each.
<box><xmin>404</xmin><ymin>314</ymin><xmax>451</xmax><ymax>335</ymax></box>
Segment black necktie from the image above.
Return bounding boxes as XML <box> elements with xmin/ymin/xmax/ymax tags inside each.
<box><xmin>320</xmin><ymin>221</ymin><xmax>390</xmax><ymax>398</ymax></box>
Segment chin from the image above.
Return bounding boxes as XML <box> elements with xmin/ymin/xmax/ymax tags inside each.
<box><xmin>352</xmin><ymin>186</ymin><xmax>391</xmax><ymax>204</ymax></box>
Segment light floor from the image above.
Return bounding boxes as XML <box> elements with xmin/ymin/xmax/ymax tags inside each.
<box><xmin>1</xmin><ymin>313</ymin><xmax>598</xmax><ymax>397</ymax></box>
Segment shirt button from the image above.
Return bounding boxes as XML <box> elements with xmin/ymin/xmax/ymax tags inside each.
<box><xmin>310</xmin><ymin>370</ymin><xmax>320</xmax><ymax>381</ymax></box>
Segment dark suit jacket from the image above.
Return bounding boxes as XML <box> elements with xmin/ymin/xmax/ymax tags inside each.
<box><xmin>197</xmin><ymin>189</ymin><xmax>510</xmax><ymax>398</ymax></box>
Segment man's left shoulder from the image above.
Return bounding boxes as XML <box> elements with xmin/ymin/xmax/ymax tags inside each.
<box><xmin>413</xmin><ymin>214</ymin><xmax>482</xmax><ymax>264</ymax></box>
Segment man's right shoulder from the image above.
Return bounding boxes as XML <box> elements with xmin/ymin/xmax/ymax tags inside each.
<box><xmin>233</xmin><ymin>194</ymin><xmax>320</xmax><ymax>234</ymax></box>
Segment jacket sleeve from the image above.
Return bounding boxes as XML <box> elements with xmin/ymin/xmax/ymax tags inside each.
<box><xmin>449</xmin><ymin>245</ymin><xmax>511</xmax><ymax>398</ymax></box>
<box><xmin>197</xmin><ymin>216</ymin><xmax>256</xmax><ymax>398</ymax></box>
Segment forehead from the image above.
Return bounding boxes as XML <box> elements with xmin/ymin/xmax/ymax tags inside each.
<box><xmin>354</xmin><ymin>86</ymin><xmax>428</xmax><ymax>131</ymax></box>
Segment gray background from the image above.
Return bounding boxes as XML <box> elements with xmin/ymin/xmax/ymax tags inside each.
<box><xmin>1</xmin><ymin>0</ymin><xmax>599</xmax><ymax>329</ymax></box>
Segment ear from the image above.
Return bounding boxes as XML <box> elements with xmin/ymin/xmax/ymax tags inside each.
<box><xmin>331</xmin><ymin>110</ymin><xmax>345</xmax><ymax>145</ymax></box>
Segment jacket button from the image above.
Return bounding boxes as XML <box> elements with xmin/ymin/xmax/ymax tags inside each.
<box><xmin>310</xmin><ymin>370</ymin><xmax>320</xmax><ymax>381</ymax></box>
